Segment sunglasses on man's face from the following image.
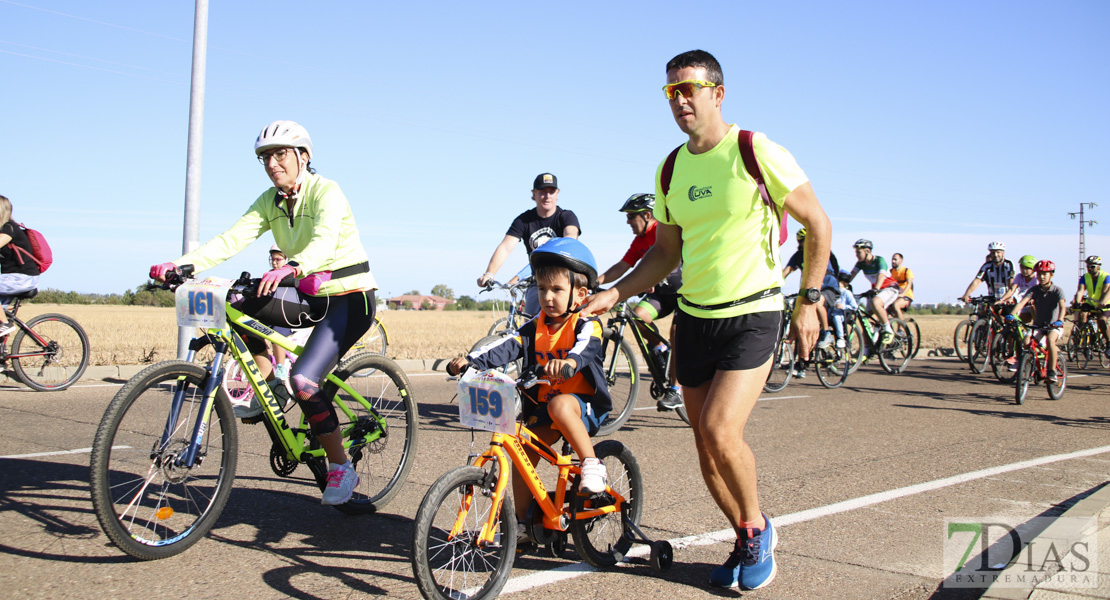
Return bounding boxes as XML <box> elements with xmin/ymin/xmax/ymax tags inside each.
<box><xmin>662</xmin><ymin>79</ymin><xmax>717</xmax><ymax>100</ymax></box>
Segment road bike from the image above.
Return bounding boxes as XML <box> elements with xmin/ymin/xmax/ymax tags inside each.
<box><xmin>481</xmin><ymin>278</ymin><xmax>535</xmax><ymax>336</ymax></box>
<box><xmin>0</xmin><ymin>289</ymin><xmax>89</xmax><ymax>391</ymax></box>
<box><xmin>90</xmin><ymin>267</ymin><xmax>418</xmax><ymax>560</ymax></box>
<box><xmin>844</xmin><ymin>293</ymin><xmax>914</xmax><ymax>374</ymax></box>
<box><xmin>1065</xmin><ymin>304</ymin><xmax>1109</xmax><ymax>369</ymax></box>
<box><xmin>410</xmin><ymin>365</ymin><xmax>669</xmax><ymax>600</ymax></box>
<box><xmin>599</xmin><ymin>295</ymin><xmax>686</xmax><ymax>427</ymax></box>
<box><xmin>1014</xmin><ymin>327</ymin><xmax>1067</xmax><ymax>405</ymax></box>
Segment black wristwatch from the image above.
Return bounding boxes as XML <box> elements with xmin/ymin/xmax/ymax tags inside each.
<box><xmin>801</xmin><ymin>288</ymin><xmax>822</xmax><ymax>304</ymax></box>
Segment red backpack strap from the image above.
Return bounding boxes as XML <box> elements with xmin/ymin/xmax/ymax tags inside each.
<box><xmin>737</xmin><ymin>130</ymin><xmax>789</xmax><ymax>246</ymax></box>
<box><xmin>658</xmin><ymin>145</ymin><xmax>682</xmax><ymax>223</ymax></box>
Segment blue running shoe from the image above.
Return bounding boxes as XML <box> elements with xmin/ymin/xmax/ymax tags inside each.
<box><xmin>709</xmin><ymin>515</ymin><xmax>778</xmax><ymax>590</ymax></box>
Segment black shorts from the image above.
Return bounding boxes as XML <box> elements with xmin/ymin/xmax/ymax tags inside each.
<box><xmin>674</xmin><ymin>309</ymin><xmax>782</xmax><ymax>388</ymax></box>
<box><xmin>636</xmin><ymin>290</ymin><xmax>680</xmax><ymax>320</ymax></box>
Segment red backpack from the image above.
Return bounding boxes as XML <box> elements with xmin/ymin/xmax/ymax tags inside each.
<box><xmin>10</xmin><ymin>222</ymin><xmax>53</xmax><ymax>273</ymax></box>
<box><xmin>659</xmin><ymin>129</ymin><xmax>790</xmax><ymax>247</ymax></box>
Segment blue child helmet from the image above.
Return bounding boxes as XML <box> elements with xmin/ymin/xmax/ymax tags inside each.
<box><xmin>529</xmin><ymin>238</ymin><xmax>598</xmax><ymax>289</ymax></box>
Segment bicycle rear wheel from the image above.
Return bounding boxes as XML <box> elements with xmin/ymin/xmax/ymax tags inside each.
<box><xmin>953</xmin><ymin>319</ymin><xmax>972</xmax><ymax>362</ymax></box>
<box><xmin>10</xmin><ymin>313</ymin><xmax>90</xmax><ymax>391</ymax></box>
<box><xmin>571</xmin><ymin>440</ymin><xmax>643</xmax><ymax>568</ymax></box>
<box><xmin>595</xmin><ymin>330</ymin><xmax>640</xmax><ymax>437</ymax></box>
<box><xmin>325</xmin><ymin>353</ymin><xmax>418</xmax><ymax>514</ymax></box>
<box><xmin>814</xmin><ymin>345</ymin><xmax>850</xmax><ymax>388</ymax></box>
<box><xmin>412</xmin><ymin>466</ymin><xmax>515</xmax><ymax>600</ymax></box>
<box><xmin>1047</xmin><ymin>354</ymin><xmax>1067</xmax><ymax>400</ymax></box>
<box><xmin>350</xmin><ymin>318</ymin><xmax>389</xmax><ymax>377</ymax></box>
<box><xmin>89</xmin><ymin>360</ymin><xmax>237</xmax><ymax>560</ymax></box>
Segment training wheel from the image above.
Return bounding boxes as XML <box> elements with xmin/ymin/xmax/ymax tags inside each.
<box><xmin>545</xmin><ymin>533</ymin><xmax>568</xmax><ymax>559</ymax></box>
<box><xmin>650</xmin><ymin>540</ymin><xmax>674</xmax><ymax>572</ymax></box>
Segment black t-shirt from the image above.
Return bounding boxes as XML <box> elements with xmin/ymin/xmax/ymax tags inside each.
<box><xmin>506</xmin><ymin>207</ymin><xmax>581</xmax><ymax>254</ymax></box>
<box><xmin>786</xmin><ymin>248</ymin><xmax>840</xmax><ymax>291</ymax></box>
<box><xmin>0</xmin><ymin>221</ymin><xmax>41</xmax><ymax>276</ymax></box>
<box><xmin>1027</xmin><ymin>284</ymin><xmax>1066</xmax><ymax>326</ymax></box>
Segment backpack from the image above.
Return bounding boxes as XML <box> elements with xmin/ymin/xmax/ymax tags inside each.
<box><xmin>10</xmin><ymin>222</ymin><xmax>53</xmax><ymax>274</ymax></box>
<box><xmin>659</xmin><ymin>129</ymin><xmax>790</xmax><ymax>247</ymax></box>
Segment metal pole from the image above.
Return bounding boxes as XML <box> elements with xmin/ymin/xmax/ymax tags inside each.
<box><xmin>177</xmin><ymin>0</ymin><xmax>208</xmax><ymax>359</ymax></box>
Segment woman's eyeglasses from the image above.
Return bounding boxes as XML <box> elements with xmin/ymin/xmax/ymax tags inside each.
<box><xmin>662</xmin><ymin>79</ymin><xmax>717</xmax><ymax>100</ymax></box>
<box><xmin>258</xmin><ymin>148</ymin><xmax>294</xmax><ymax>165</ymax></box>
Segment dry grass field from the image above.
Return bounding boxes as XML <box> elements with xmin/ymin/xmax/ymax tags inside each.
<box><xmin>14</xmin><ymin>304</ymin><xmax>970</xmax><ymax>366</ymax></box>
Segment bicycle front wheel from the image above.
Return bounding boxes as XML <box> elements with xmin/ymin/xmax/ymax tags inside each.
<box><xmin>1047</xmin><ymin>354</ymin><xmax>1067</xmax><ymax>400</ymax></box>
<box><xmin>763</xmin><ymin>331</ymin><xmax>796</xmax><ymax>393</ymax></box>
<box><xmin>879</xmin><ymin>318</ymin><xmax>914</xmax><ymax>374</ymax></box>
<box><xmin>595</xmin><ymin>330</ymin><xmax>640</xmax><ymax>437</ymax></box>
<box><xmin>571</xmin><ymin>440</ymin><xmax>644</xmax><ymax>568</ymax></box>
<box><xmin>326</xmin><ymin>353</ymin><xmax>418</xmax><ymax>514</ymax></box>
<box><xmin>89</xmin><ymin>360</ymin><xmax>237</xmax><ymax>560</ymax></box>
<box><xmin>908</xmin><ymin>318</ymin><xmax>922</xmax><ymax>359</ymax></box>
<box><xmin>953</xmin><ymin>319</ymin><xmax>972</xmax><ymax>362</ymax></box>
<box><xmin>412</xmin><ymin>466</ymin><xmax>516</xmax><ymax>600</ymax></box>
<box><xmin>470</xmin><ymin>334</ymin><xmax>522</xmax><ymax>379</ymax></box>
<box><xmin>1015</xmin><ymin>353</ymin><xmax>1032</xmax><ymax>405</ymax></box>
<box><xmin>967</xmin><ymin>320</ymin><xmax>991</xmax><ymax>374</ymax></box>
<box><xmin>990</xmin><ymin>328</ymin><xmax>1021</xmax><ymax>384</ymax></box>
<box><xmin>10</xmin><ymin>313</ymin><xmax>90</xmax><ymax>391</ymax></box>
<box><xmin>814</xmin><ymin>345</ymin><xmax>850</xmax><ymax>388</ymax></box>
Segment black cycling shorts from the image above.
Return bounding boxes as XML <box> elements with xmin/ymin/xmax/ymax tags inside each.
<box><xmin>674</xmin><ymin>309</ymin><xmax>782</xmax><ymax>388</ymax></box>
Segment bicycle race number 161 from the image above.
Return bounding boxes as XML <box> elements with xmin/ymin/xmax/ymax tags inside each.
<box><xmin>175</xmin><ymin>279</ymin><xmax>233</xmax><ymax>329</ymax></box>
<box><xmin>457</xmin><ymin>369</ymin><xmax>518</xmax><ymax>434</ymax></box>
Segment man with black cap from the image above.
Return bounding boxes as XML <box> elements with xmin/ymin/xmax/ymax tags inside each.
<box><xmin>477</xmin><ymin>172</ymin><xmax>581</xmax><ymax>315</ymax></box>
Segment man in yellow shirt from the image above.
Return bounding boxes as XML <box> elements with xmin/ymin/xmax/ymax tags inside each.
<box><xmin>889</xmin><ymin>252</ymin><xmax>914</xmax><ymax>320</ymax></box>
<box><xmin>584</xmin><ymin>49</ymin><xmax>831</xmax><ymax>591</ymax></box>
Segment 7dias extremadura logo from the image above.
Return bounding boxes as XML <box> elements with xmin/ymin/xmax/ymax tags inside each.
<box><xmin>943</xmin><ymin>516</ymin><xmax>1099</xmax><ymax>589</ymax></box>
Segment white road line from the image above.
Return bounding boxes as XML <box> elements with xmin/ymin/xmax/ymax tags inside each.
<box><xmin>498</xmin><ymin>443</ymin><xmax>1110</xmax><ymax>595</ymax></box>
<box><xmin>632</xmin><ymin>395</ymin><xmax>811</xmax><ymax>411</ymax></box>
<box><xmin>0</xmin><ymin>445</ymin><xmax>131</xmax><ymax>459</ymax></box>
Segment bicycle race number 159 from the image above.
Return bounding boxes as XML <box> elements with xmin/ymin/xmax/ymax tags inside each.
<box><xmin>175</xmin><ymin>279</ymin><xmax>233</xmax><ymax>329</ymax></box>
<box><xmin>457</xmin><ymin>369</ymin><xmax>518</xmax><ymax>434</ymax></box>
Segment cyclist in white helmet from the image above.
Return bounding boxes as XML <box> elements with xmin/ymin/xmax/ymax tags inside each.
<box><xmin>960</xmin><ymin>241</ymin><xmax>1014</xmax><ymax>302</ymax></box>
<box><xmin>150</xmin><ymin>120</ymin><xmax>378</xmax><ymax>506</ymax></box>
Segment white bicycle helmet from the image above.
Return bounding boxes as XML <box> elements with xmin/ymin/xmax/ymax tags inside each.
<box><xmin>987</xmin><ymin>241</ymin><xmax>1006</xmax><ymax>251</ymax></box>
<box><xmin>255</xmin><ymin>120</ymin><xmax>313</xmax><ymax>160</ymax></box>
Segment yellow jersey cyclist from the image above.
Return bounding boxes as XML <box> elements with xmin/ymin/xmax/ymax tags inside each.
<box><xmin>150</xmin><ymin>120</ymin><xmax>378</xmax><ymax>506</ymax></box>
<box><xmin>887</xmin><ymin>252</ymin><xmax>914</xmax><ymax>321</ymax></box>
<box><xmin>960</xmin><ymin>241</ymin><xmax>1015</xmax><ymax>303</ymax></box>
<box><xmin>1072</xmin><ymin>255</ymin><xmax>1110</xmax><ymax>355</ymax></box>
<box><xmin>996</xmin><ymin>255</ymin><xmax>1039</xmax><ymax>323</ymax></box>
<box><xmin>845</xmin><ymin>239</ymin><xmax>899</xmax><ymax>345</ymax></box>
<box><xmin>597</xmin><ymin>193</ymin><xmax>684</xmax><ymax>410</ymax></box>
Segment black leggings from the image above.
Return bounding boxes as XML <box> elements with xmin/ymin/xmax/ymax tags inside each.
<box><xmin>233</xmin><ymin>287</ymin><xmax>376</xmax><ymax>435</ymax></box>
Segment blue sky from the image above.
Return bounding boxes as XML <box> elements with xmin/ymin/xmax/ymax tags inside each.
<box><xmin>3</xmin><ymin>0</ymin><xmax>1107</xmax><ymax>303</ymax></box>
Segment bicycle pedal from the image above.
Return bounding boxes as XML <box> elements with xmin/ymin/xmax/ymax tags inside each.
<box><xmin>239</xmin><ymin>415</ymin><xmax>264</xmax><ymax>425</ymax></box>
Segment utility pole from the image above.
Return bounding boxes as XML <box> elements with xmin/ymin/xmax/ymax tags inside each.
<box><xmin>1067</xmin><ymin>203</ymin><xmax>1097</xmax><ymax>275</ymax></box>
<box><xmin>178</xmin><ymin>0</ymin><xmax>209</xmax><ymax>359</ymax></box>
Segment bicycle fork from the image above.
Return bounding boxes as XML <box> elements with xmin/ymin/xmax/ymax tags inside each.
<box><xmin>161</xmin><ymin>339</ymin><xmax>228</xmax><ymax>469</ymax></box>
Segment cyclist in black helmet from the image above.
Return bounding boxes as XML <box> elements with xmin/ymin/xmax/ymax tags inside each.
<box><xmin>598</xmin><ymin>193</ymin><xmax>684</xmax><ymax>410</ymax></box>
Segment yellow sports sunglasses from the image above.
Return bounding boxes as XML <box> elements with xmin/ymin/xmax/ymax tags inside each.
<box><xmin>662</xmin><ymin>79</ymin><xmax>717</xmax><ymax>100</ymax></box>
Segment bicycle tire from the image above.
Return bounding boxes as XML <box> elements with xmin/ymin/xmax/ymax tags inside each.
<box><xmin>595</xmin><ymin>330</ymin><xmax>640</xmax><ymax>437</ymax></box>
<box><xmin>879</xmin><ymin>318</ymin><xmax>914</xmax><ymax>374</ymax></box>
<box><xmin>10</xmin><ymin>313</ymin><xmax>90</xmax><ymax>391</ymax></box>
<box><xmin>89</xmin><ymin>360</ymin><xmax>238</xmax><ymax>560</ymax></box>
<box><xmin>967</xmin><ymin>320</ymin><xmax>991</xmax><ymax>374</ymax></box>
<box><xmin>953</xmin><ymin>319</ymin><xmax>972</xmax><ymax>362</ymax></box>
<box><xmin>487</xmin><ymin>314</ymin><xmax>529</xmax><ymax>336</ymax></box>
<box><xmin>1015</xmin><ymin>353</ymin><xmax>1032</xmax><ymax>405</ymax></box>
<box><xmin>412</xmin><ymin>466</ymin><xmax>516</xmax><ymax>600</ymax></box>
<box><xmin>350</xmin><ymin>318</ymin><xmax>389</xmax><ymax>377</ymax></box>
<box><xmin>989</xmin><ymin>327</ymin><xmax>1021</xmax><ymax>384</ymax></box>
<box><xmin>324</xmin><ymin>353</ymin><xmax>418</xmax><ymax>514</ymax></box>
<box><xmin>764</xmin><ymin>325</ymin><xmax>796</xmax><ymax>393</ymax></box>
<box><xmin>846</xmin><ymin>320</ymin><xmax>866</xmax><ymax>374</ymax></box>
<box><xmin>814</xmin><ymin>345</ymin><xmax>850</xmax><ymax>388</ymax></box>
<box><xmin>571</xmin><ymin>440</ymin><xmax>643</xmax><ymax>568</ymax></box>
<box><xmin>1047</xmin><ymin>354</ymin><xmax>1067</xmax><ymax>400</ymax></box>
<box><xmin>469</xmin><ymin>334</ymin><xmax>523</xmax><ymax>379</ymax></box>
<box><xmin>1071</xmin><ymin>328</ymin><xmax>1090</xmax><ymax>370</ymax></box>
<box><xmin>907</xmin><ymin>318</ymin><xmax>922</xmax><ymax>359</ymax></box>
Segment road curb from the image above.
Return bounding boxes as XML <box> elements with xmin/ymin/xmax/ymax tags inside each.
<box><xmin>981</xmin><ymin>481</ymin><xmax>1110</xmax><ymax>599</ymax></box>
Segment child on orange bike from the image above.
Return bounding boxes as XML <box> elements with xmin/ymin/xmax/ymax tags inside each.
<box><xmin>1009</xmin><ymin>260</ymin><xmax>1067</xmax><ymax>383</ymax></box>
<box><xmin>447</xmin><ymin>238</ymin><xmax>611</xmax><ymax>536</ymax></box>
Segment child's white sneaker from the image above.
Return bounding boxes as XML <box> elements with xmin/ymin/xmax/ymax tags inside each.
<box><xmin>579</xmin><ymin>457</ymin><xmax>607</xmax><ymax>494</ymax></box>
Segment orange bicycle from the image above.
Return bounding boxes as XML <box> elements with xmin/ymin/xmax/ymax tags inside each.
<box><xmin>410</xmin><ymin>365</ymin><xmax>671</xmax><ymax>600</ymax></box>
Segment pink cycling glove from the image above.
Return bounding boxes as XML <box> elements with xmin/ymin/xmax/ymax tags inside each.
<box><xmin>259</xmin><ymin>265</ymin><xmax>297</xmax><ymax>294</ymax></box>
<box><xmin>150</xmin><ymin>262</ymin><xmax>177</xmax><ymax>281</ymax></box>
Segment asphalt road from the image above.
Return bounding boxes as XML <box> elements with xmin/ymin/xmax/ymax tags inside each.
<box><xmin>0</xmin><ymin>357</ymin><xmax>1107</xmax><ymax>600</ymax></box>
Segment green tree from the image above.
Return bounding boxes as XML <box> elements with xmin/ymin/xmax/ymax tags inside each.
<box><xmin>407</xmin><ymin>289</ymin><xmax>421</xmax><ymax>296</ymax></box>
<box><xmin>431</xmin><ymin>284</ymin><xmax>455</xmax><ymax>300</ymax></box>
<box><xmin>421</xmin><ymin>299</ymin><xmax>436</xmax><ymax>310</ymax></box>
<box><xmin>456</xmin><ymin>295</ymin><xmax>476</xmax><ymax>310</ymax></box>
